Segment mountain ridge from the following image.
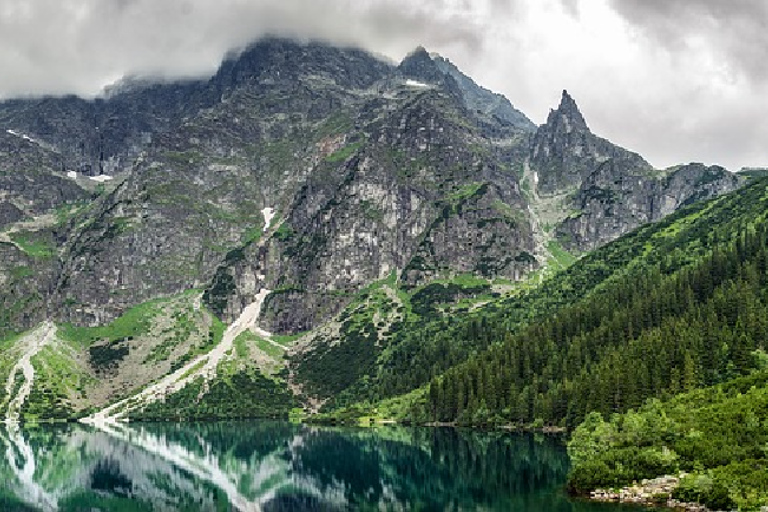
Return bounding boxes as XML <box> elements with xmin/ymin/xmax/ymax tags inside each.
<box><xmin>0</xmin><ymin>36</ymin><xmax>745</xmax><ymax>424</ymax></box>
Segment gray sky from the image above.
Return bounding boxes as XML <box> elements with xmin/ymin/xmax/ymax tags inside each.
<box><xmin>0</xmin><ymin>0</ymin><xmax>765</xmax><ymax>171</ymax></box>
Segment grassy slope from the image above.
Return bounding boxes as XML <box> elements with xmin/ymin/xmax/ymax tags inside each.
<box><xmin>0</xmin><ymin>290</ymin><xmax>281</xmax><ymax>420</ymax></box>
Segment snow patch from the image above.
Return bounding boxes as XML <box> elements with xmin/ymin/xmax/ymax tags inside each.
<box><xmin>405</xmin><ymin>79</ymin><xmax>430</xmax><ymax>88</ymax></box>
<box><xmin>89</xmin><ymin>175</ymin><xmax>114</xmax><ymax>183</ymax></box>
<box><xmin>261</xmin><ymin>207</ymin><xmax>276</xmax><ymax>233</ymax></box>
<box><xmin>6</xmin><ymin>129</ymin><xmax>39</xmax><ymax>145</ymax></box>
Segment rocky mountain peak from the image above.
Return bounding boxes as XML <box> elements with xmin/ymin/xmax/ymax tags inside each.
<box><xmin>397</xmin><ymin>46</ymin><xmax>444</xmax><ymax>84</ymax></box>
<box><xmin>547</xmin><ymin>89</ymin><xmax>588</xmax><ymax>133</ymax></box>
<box><xmin>431</xmin><ymin>55</ymin><xmax>535</xmax><ymax>132</ymax></box>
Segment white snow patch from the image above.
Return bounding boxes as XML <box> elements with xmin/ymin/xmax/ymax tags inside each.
<box><xmin>261</xmin><ymin>207</ymin><xmax>276</xmax><ymax>233</ymax></box>
<box><xmin>89</xmin><ymin>175</ymin><xmax>114</xmax><ymax>183</ymax></box>
<box><xmin>6</xmin><ymin>129</ymin><xmax>39</xmax><ymax>145</ymax></box>
<box><xmin>405</xmin><ymin>79</ymin><xmax>430</xmax><ymax>88</ymax></box>
<box><xmin>66</xmin><ymin>171</ymin><xmax>78</xmax><ymax>179</ymax></box>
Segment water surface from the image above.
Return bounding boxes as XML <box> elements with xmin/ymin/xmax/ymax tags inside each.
<box><xmin>0</xmin><ymin>421</ymin><xmax>649</xmax><ymax>511</ymax></box>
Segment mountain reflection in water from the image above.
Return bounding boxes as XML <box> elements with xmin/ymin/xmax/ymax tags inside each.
<box><xmin>0</xmin><ymin>421</ymin><xmax>646</xmax><ymax>511</ymax></box>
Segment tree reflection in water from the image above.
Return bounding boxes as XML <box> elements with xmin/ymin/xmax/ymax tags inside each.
<box><xmin>0</xmin><ymin>422</ymin><xmax>645</xmax><ymax>511</ymax></box>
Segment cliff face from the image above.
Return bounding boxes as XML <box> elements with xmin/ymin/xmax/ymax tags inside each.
<box><xmin>0</xmin><ymin>39</ymin><xmax>744</xmax><ymax>337</ymax></box>
<box><xmin>529</xmin><ymin>90</ymin><xmax>744</xmax><ymax>252</ymax></box>
<box><xmin>558</xmin><ymin>163</ymin><xmax>743</xmax><ymax>252</ymax></box>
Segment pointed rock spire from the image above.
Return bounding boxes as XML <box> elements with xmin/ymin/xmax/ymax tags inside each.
<box><xmin>548</xmin><ymin>89</ymin><xmax>588</xmax><ymax>132</ymax></box>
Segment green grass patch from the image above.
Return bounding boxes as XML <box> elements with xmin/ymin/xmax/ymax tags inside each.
<box><xmin>324</xmin><ymin>141</ymin><xmax>363</xmax><ymax>163</ymax></box>
<box><xmin>546</xmin><ymin>239</ymin><xmax>576</xmax><ymax>269</ymax></box>
<box><xmin>256</xmin><ymin>338</ymin><xmax>284</xmax><ymax>359</ymax></box>
<box><xmin>271</xmin><ymin>332</ymin><xmax>306</xmax><ymax>347</ymax></box>
<box><xmin>9</xmin><ymin>230</ymin><xmax>56</xmax><ymax>259</ymax></box>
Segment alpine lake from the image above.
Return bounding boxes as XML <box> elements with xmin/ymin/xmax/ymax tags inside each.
<box><xmin>0</xmin><ymin>421</ymin><xmax>652</xmax><ymax>511</ymax></box>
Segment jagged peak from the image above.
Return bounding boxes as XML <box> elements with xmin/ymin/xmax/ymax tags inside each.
<box><xmin>405</xmin><ymin>46</ymin><xmax>431</xmax><ymax>60</ymax></box>
<box><xmin>547</xmin><ymin>89</ymin><xmax>588</xmax><ymax>132</ymax></box>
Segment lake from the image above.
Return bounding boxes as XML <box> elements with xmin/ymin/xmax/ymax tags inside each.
<box><xmin>0</xmin><ymin>421</ymin><xmax>649</xmax><ymax>511</ymax></box>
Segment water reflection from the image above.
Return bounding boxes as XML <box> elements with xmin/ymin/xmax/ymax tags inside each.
<box><xmin>0</xmin><ymin>422</ymin><xmax>645</xmax><ymax>511</ymax></box>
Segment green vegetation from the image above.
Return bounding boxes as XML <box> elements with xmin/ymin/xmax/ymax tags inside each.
<box><xmin>546</xmin><ymin>239</ymin><xmax>576</xmax><ymax>269</ymax></box>
<box><xmin>420</xmin><ymin>185</ymin><xmax>768</xmax><ymax>428</ymax></box>
<box><xmin>313</xmin><ymin>177</ymin><xmax>768</xmax><ymax>458</ymax></box>
<box><xmin>567</xmin><ymin>370</ymin><xmax>768</xmax><ymax>510</ymax></box>
<box><xmin>130</xmin><ymin>370</ymin><xmax>295</xmax><ymax>421</ymax></box>
<box><xmin>9</xmin><ymin>230</ymin><xmax>56</xmax><ymax>258</ymax></box>
<box><xmin>59</xmin><ymin>295</ymin><xmax>172</xmax><ymax>347</ymax></box>
<box><xmin>324</xmin><ymin>141</ymin><xmax>363</xmax><ymax>163</ymax></box>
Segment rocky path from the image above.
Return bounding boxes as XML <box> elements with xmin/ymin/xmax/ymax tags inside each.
<box><xmin>3</xmin><ymin>321</ymin><xmax>56</xmax><ymax>424</ymax></box>
<box><xmin>84</xmin><ymin>288</ymin><xmax>273</xmax><ymax>424</ymax></box>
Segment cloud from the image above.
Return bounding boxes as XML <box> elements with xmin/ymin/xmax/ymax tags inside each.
<box><xmin>607</xmin><ymin>0</ymin><xmax>768</xmax><ymax>85</ymax></box>
<box><xmin>0</xmin><ymin>0</ymin><xmax>764</xmax><ymax>171</ymax></box>
<box><xmin>0</xmin><ymin>0</ymin><xmax>489</xmax><ymax>98</ymax></box>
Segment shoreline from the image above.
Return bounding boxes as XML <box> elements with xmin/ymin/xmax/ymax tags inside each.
<box><xmin>589</xmin><ymin>475</ymin><xmax>710</xmax><ymax>512</ymax></box>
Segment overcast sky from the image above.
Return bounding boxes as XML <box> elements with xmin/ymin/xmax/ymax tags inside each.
<box><xmin>0</xmin><ymin>0</ymin><xmax>765</xmax><ymax>171</ymax></box>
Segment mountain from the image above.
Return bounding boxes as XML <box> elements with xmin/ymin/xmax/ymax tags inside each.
<box><xmin>529</xmin><ymin>90</ymin><xmax>742</xmax><ymax>252</ymax></box>
<box><xmin>0</xmin><ymin>37</ymin><xmax>745</xmax><ymax>423</ymax></box>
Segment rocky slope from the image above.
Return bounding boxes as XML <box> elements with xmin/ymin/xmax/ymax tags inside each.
<box><xmin>0</xmin><ymin>37</ymin><xmax>746</xmax><ymax>419</ymax></box>
<box><xmin>528</xmin><ymin>90</ymin><xmax>743</xmax><ymax>252</ymax></box>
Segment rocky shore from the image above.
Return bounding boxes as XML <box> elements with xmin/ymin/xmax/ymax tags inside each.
<box><xmin>590</xmin><ymin>475</ymin><xmax>710</xmax><ymax>511</ymax></box>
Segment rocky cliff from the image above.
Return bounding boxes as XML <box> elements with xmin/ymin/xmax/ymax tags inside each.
<box><xmin>528</xmin><ymin>90</ymin><xmax>743</xmax><ymax>252</ymax></box>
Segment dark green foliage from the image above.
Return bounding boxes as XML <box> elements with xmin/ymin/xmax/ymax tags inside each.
<box><xmin>410</xmin><ymin>282</ymin><xmax>490</xmax><ymax>317</ymax></box>
<box><xmin>411</xmin><ymin>178</ymin><xmax>768</xmax><ymax>428</ymax></box>
<box><xmin>88</xmin><ymin>338</ymin><xmax>130</xmax><ymax>373</ymax></box>
<box><xmin>567</xmin><ymin>446</ymin><xmax>679</xmax><ymax>493</ymax></box>
<box><xmin>202</xmin><ymin>267</ymin><xmax>236</xmax><ymax>317</ymax></box>
<box><xmin>130</xmin><ymin>370</ymin><xmax>295</xmax><ymax>421</ymax></box>
<box><xmin>294</xmin><ymin>316</ymin><xmax>381</xmax><ymax>399</ymax></box>
<box><xmin>21</xmin><ymin>379</ymin><xmax>74</xmax><ymax>420</ymax></box>
<box><xmin>567</xmin><ymin>371</ymin><xmax>768</xmax><ymax>509</ymax></box>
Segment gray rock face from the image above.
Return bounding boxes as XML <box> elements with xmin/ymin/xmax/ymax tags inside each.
<box><xmin>0</xmin><ymin>130</ymin><xmax>87</xmax><ymax>214</ymax></box>
<box><xmin>206</xmin><ymin>86</ymin><xmax>534</xmax><ymax>333</ymax></box>
<box><xmin>0</xmin><ymin>202</ymin><xmax>23</xmax><ymax>228</ymax></box>
<box><xmin>558</xmin><ymin>163</ymin><xmax>744</xmax><ymax>252</ymax></box>
<box><xmin>529</xmin><ymin>90</ymin><xmax>744</xmax><ymax>252</ymax></box>
<box><xmin>530</xmin><ymin>90</ymin><xmax>652</xmax><ymax>195</ymax></box>
<box><xmin>433</xmin><ymin>56</ymin><xmax>535</xmax><ymax>133</ymax></box>
<box><xmin>0</xmin><ymin>241</ymin><xmax>57</xmax><ymax>337</ymax></box>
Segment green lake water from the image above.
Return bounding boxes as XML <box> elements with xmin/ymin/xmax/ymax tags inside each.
<box><xmin>0</xmin><ymin>421</ymin><xmax>650</xmax><ymax>511</ymax></box>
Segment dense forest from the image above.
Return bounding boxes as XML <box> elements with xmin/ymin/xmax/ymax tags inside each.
<box><xmin>423</xmin><ymin>221</ymin><xmax>768</xmax><ymax>427</ymax></box>
<box><xmin>318</xmin><ymin>177</ymin><xmax>768</xmax><ymax>426</ymax></box>
<box><xmin>567</xmin><ymin>370</ymin><xmax>768</xmax><ymax>510</ymax></box>
<box><xmin>305</xmin><ymin>176</ymin><xmax>768</xmax><ymax>510</ymax></box>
